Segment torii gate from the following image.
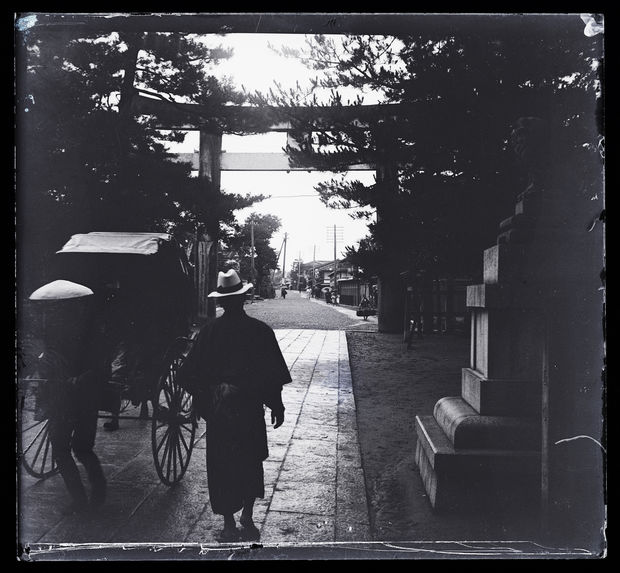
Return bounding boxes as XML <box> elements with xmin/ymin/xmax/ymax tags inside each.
<box><xmin>131</xmin><ymin>94</ymin><xmax>406</xmax><ymax>331</ymax></box>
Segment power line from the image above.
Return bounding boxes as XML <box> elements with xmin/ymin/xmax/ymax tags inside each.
<box><xmin>264</xmin><ymin>194</ymin><xmax>318</xmax><ymax>198</ymax></box>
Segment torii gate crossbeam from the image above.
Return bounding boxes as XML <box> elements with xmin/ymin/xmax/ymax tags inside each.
<box><xmin>171</xmin><ymin>152</ymin><xmax>373</xmax><ymax>172</ymax></box>
<box><xmin>131</xmin><ymin>94</ymin><xmax>399</xmax><ymax>319</ymax></box>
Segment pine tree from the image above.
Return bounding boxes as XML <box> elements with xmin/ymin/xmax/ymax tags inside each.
<box><xmin>226</xmin><ymin>213</ymin><xmax>282</xmax><ymax>296</ymax></box>
<box><xmin>15</xmin><ymin>26</ymin><xmax>266</xmax><ymax>294</ymax></box>
<box><xmin>249</xmin><ymin>18</ymin><xmax>602</xmax><ymax>284</ymax></box>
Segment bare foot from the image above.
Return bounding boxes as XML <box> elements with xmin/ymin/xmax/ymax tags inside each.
<box><xmin>217</xmin><ymin>526</ymin><xmax>240</xmax><ymax>543</ymax></box>
<box><xmin>239</xmin><ymin>515</ymin><xmax>260</xmax><ymax>540</ymax></box>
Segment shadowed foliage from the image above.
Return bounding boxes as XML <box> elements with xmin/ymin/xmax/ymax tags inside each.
<box><xmin>248</xmin><ymin>20</ymin><xmax>603</xmax><ymax>283</ymax></box>
<box><xmin>16</xmin><ymin>28</ymin><xmax>266</xmax><ymax>295</ymax></box>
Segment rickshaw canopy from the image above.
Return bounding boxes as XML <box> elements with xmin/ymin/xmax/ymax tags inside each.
<box><xmin>51</xmin><ymin>232</ymin><xmax>193</xmax><ymax>314</ymax></box>
<box><xmin>57</xmin><ymin>232</ymin><xmax>174</xmax><ymax>256</ymax></box>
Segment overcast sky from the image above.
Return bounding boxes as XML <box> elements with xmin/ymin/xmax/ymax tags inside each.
<box><xmin>170</xmin><ymin>34</ymin><xmax>380</xmax><ymax>274</ymax></box>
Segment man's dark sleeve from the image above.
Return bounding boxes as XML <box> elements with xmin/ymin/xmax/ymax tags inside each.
<box><xmin>180</xmin><ymin>324</ymin><xmax>212</xmax><ymax>405</ymax></box>
<box><xmin>261</xmin><ymin>327</ymin><xmax>292</xmax><ymax>411</ymax></box>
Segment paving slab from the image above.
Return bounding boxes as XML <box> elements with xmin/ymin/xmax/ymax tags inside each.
<box><xmin>38</xmin><ymin>482</ymin><xmax>155</xmax><ymax>544</ymax></box>
<box><xmin>260</xmin><ymin>512</ymin><xmax>336</xmax><ymax>545</ymax></box>
<box><xmin>291</xmin><ymin>422</ymin><xmax>337</xmax><ymax>442</ymax></box>
<box><xmin>269</xmin><ymin>480</ymin><xmax>336</xmax><ymax>516</ymax></box>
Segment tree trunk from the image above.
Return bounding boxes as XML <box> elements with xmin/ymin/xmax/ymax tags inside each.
<box><xmin>374</xmin><ymin>158</ymin><xmax>405</xmax><ymax>334</ymax></box>
<box><xmin>378</xmin><ymin>272</ymin><xmax>404</xmax><ymax>333</ymax></box>
<box><xmin>117</xmin><ymin>33</ymin><xmax>141</xmax><ymax>121</ymax></box>
<box><xmin>422</xmin><ymin>272</ymin><xmax>434</xmax><ymax>334</ymax></box>
<box><xmin>445</xmin><ymin>275</ymin><xmax>455</xmax><ymax>333</ymax></box>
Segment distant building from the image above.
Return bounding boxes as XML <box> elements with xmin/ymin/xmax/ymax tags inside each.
<box><xmin>301</xmin><ymin>260</ymin><xmax>331</xmax><ymax>287</ymax></box>
<box><xmin>304</xmin><ymin>259</ymin><xmax>354</xmax><ymax>288</ymax></box>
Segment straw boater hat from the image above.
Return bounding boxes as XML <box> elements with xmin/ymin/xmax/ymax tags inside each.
<box><xmin>207</xmin><ymin>269</ymin><xmax>253</xmax><ymax>298</ymax></box>
<box><xmin>29</xmin><ymin>280</ymin><xmax>94</xmax><ymax>301</ymax></box>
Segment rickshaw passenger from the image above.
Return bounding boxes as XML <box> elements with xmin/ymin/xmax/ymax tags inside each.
<box><xmin>29</xmin><ymin>280</ymin><xmax>108</xmax><ymax>515</ymax></box>
<box><xmin>98</xmin><ymin>281</ymin><xmax>139</xmax><ymax>431</ymax></box>
<box><xmin>128</xmin><ymin>279</ymin><xmax>179</xmax><ymax>419</ymax></box>
<box><xmin>106</xmin><ymin>254</ymin><xmax>192</xmax><ymax>423</ymax></box>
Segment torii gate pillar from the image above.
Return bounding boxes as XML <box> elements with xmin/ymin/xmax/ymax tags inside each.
<box><xmin>197</xmin><ymin>129</ymin><xmax>222</xmax><ymax>319</ymax></box>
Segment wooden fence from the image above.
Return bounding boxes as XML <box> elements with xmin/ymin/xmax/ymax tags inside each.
<box><xmin>338</xmin><ymin>278</ymin><xmax>375</xmax><ymax>307</ymax></box>
<box><xmin>403</xmin><ymin>276</ymin><xmax>470</xmax><ymax>341</ymax></box>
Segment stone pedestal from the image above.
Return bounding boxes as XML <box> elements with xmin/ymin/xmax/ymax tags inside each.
<box><xmin>415</xmin><ymin>189</ymin><xmax>548</xmax><ymax>512</ymax></box>
<box><xmin>414</xmin><ymin>116</ymin><xmax>604</xmax><ymax>549</ymax></box>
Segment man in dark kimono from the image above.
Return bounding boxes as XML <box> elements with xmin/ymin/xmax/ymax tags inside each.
<box><xmin>188</xmin><ymin>270</ymin><xmax>291</xmax><ymax>542</ymax></box>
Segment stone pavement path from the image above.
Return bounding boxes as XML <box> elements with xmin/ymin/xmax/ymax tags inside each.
<box><xmin>242</xmin><ymin>289</ymin><xmax>378</xmax><ymax>331</ymax></box>
<box><xmin>18</xmin><ymin>329</ymin><xmax>370</xmax><ymax>553</ymax></box>
<box><xmin>307</xmin><ymin>295</ymin><xmax>379</xmax><ymax>331</ymax></box>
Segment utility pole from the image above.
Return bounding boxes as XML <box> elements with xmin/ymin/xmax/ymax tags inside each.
<box><xmin>250</xmin><ymin>219</ymin><xmax>256</xmax><ymax>302</ymax></box>
<box><xmin>333</xmin><ymin>224</ymin><xmax>337</xmax><ymax>289</ymax></box>
<box><xmin>326</xmin><ymin>225</ymin><xmax>343</xmax><ymax>289</ymax></box>
<box><xmin>282</xmin><ymin>232</ymin><xmax>287</xmax><ymax>286</ymax></box>
<box><xmin>312</xmin><ymin>244</ymin><xmax>316</xmax><ymax>289</ymax></box>
<box><xmin>297</xmin><ymin>251</ymin><xmax>302</xmax><ymax>291</ymax></box>
<box><xmin>271</xmin><ymin>234</ymin><xmax>287</xmax><ymax>292</ymax></box>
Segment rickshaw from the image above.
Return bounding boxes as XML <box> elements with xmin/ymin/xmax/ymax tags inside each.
<box><xmin>18</xmin><ymin>232</ymin><xmax>201</xmax><ymax>486</ymax></box>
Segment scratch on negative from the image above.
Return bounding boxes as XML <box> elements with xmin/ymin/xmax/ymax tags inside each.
<box><xmin>555</xmin><ymin>435</ymin><xmax>606</xmax><ymax>453</ymax></box>
<box><xmin>587</xmin><ymin>217</ymin><xmax>598</xmax><ymax>232</ymax></box>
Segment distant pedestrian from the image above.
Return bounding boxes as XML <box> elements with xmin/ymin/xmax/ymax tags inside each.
<box><xmin>358</xmin><ymin>295</ymin><xmax>372</xmax><ymax>320</ymax></box>
<box><xmin>185</xmin><ymin>270</ymin><xmax>291</xmax><ymax>542</ymax></box>
<box><xmin>305</xmin><ymin>287</ymin><xmax>312</xmax><ymax>299</ymax></box>
<box><xmin>280</xmin><ymin>286</ymin><xmax>287</xmax><ymax>299</ymax></box>
<box><xmin>325</xmin><ymin>289</ymin><xmax>332</xmax><ymax>304</ymax></box>
<box><xmin>28</xmin><ymin>280</ymin><xmax>108</xmax><ymax>515</ymax></box>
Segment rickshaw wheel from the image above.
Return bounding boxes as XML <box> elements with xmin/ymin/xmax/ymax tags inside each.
<box><xmin>151</xmin><ymin>345</ymin><xmax>196</xmax><ymax>486</ymax></box>
<box><xmin>18</xmin><ymin>383</ymin><xmax>59</xmax><ymax>480</ymax></box>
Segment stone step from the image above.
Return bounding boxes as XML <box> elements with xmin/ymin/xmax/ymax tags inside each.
<box><xmin>415</xmin><ymin>415</ymin><xmax>540</xmax><ymax>511</ymax></box>
<box><xmin>483</xmin><ymin>244</ymin><xmax>515</xmax><ymax>285</ymax></box>
<box><xmin>461</xmin><ymin>367</ymin><xmax>541</xmax><ymax>417</ymax></box>
<box><xmin>433</xmin><ymin>396</ymin><xmax>540</xmax><ymax>450</ymax></box>
<box><xmin>497</xmin><ymin>226</ymin><xmax>535</xmax><ymax>246</ymax></box>
<box><xmin>467</xmin><ymin>283</ymin><xmax>508</xmax><ymax>309</ymax></box>
<box><xmin>515</xmin><ymin>188</ymin><xmax>545</xmax><ymax>216</ymax></box>
<box><xmin>469</xmin><ymin>307</ymin><xmax>544</xmax><ymax>381</ymax></box>
<box><xmin>498</xmin><ymin>212</ymin><xmax>537</xmax><ymax>232</ymax></box>
<box><xmin>416</xmin><ymin>415</ymin><xmax>540</xmax><ymax>473</ymax></box>
<box><xmin>483</xmin><ymin>243</ymin><xmax>539</xmax><ymax>285</ymax></box>
<box><xmin>483</xmin><ymin>239</ymin><xmax>588</xmax><ymax>286</ymax></box>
